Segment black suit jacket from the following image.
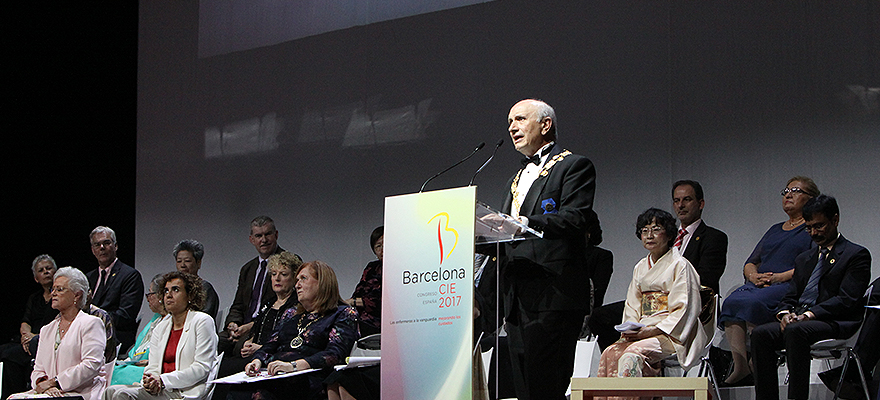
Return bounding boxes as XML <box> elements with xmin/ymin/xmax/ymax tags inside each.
<box><xmin>776</xmin><ymin>235</ymin><xmax>872</xmax><ymax>337</ymax></box>
<box><xmin>501</xmin><ymin>144</ymin><xmax>596</xmax><ymax>313</ymax></box>
<box><xmin>681</xmin><ymin>220</ymin><xmax>728</xmax><ymax>294</ymax></box>
<box><xmin>225</xmin><ymin>246</ymin><xmax>293</xmax><ymax>326</ymax></box>
<box><xmin>87</xmin><ymin>260</ymin><xmax>144</xmax><ymax>332</ymax></box>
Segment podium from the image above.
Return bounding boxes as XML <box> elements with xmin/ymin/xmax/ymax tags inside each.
<box><xmin>381</xmin><ymin>187</ymin><xmax>541</xmax><ymax>400</ymax></box>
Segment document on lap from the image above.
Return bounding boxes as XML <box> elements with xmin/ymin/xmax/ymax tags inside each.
<box><xmin>210</xmin><ymin>368</ymin><xmax>318</xmax><ymax>384</ymax></box>
<box><xmin>614</xmin><ymin>321</ymin><xmax>645</xmax><ymax>332</ymax></box>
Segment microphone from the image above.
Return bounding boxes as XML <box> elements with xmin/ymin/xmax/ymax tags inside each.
<box><xmin>419</xmin><ymin>142</ymin><xmax>485</xmax><ymax>192</ymax></box>
<box><xmin>469</xmin><ymin>139</ymin><xmax>505</xmax><ymax>186</ymax></box>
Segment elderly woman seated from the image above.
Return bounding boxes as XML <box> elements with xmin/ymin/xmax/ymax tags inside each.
<box><xmin>213</xmin><ymin>251</ymin><xmax>302</xmax><ymax>400</ymax></box>
<box><xmin>11</xmin><ymin>267</ymin><xmax>108</xmax><ymax>400</ymax></box>
<box><xmin>109</xmin><ymin>274</ymin><xmax>168</xmax><ymax>386</ymax></box>
<box><xmin>596</xmin><ymin>208</ymin><xmax>706</xmax><ymax>386</ymax></box>
<box><xmin>718</xmin><ymin>176</ymin><xmax>818</xmax><ymax>386</ymax></box>
<box><xmin>227</xmin><ymin>260</ymin><xmax>358</xmax><ymax>400</ymax></box>
<box><xmin>0</xmin><ymin>255</ymin><xmax>59</xmax><ymax>399</ymax></box>
<box><xmin>103</xmin><ymin>271</ymin><xmax>218</xmax><ymax>400</ymax></box>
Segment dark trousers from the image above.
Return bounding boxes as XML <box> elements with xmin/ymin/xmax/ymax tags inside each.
<box><xmin>506</xmin><ymin>303</ymin><xmax>584</xmax><ymax>400</ymax></box>
<box><xmin>1</xmin><ymin>342</ymin><xmax>33</xmax><ymax>399</ymax></box>
<box><xmin>752</xmin><ymin>319</ymin><xmax>838</xmax><ymax>400</ymax></box>
<box><xmin>587</xmin><ymin>301</ymin><xmax>624</xmax><ymax>351</ymax></box>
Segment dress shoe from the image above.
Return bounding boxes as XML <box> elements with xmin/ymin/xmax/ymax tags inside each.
<box><xmin>719</xmin><ymin>373</ymin><xmax>753</xmax><ymax>387</ymax></box>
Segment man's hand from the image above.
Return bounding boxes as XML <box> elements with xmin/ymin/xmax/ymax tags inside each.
<box><xmin>226</xmin><ymin>322</ymin><xmax>239</xmax><ymax>338</ymax></box>
<box><xmin>780</xmin><ymin>312</ymin><xmax>794</xmax><ymax>332</ymax></box>
<box><xmin>233</xmin><ymin>322</ymin><xmax>254</xmax><ymax>340</ymax></box>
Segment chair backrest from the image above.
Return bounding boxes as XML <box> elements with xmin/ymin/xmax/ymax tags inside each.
<box><xmin>103</xmin><ymin>343</ymin><xmax>123</xmax><ymax>390</ymax></box>
<box><xmin>810</xmin><ymin>283</ymin><xmax>874</xmax><ymax>355</ymax></box>
<box><xmin>350</xmin><ymin>333</ymin><xmax>381</xmax><ymax>358</ymax></box>
<box><xmin>194</xmin><ymin>352</ymin><xmax>224</xmax><ymax>400</ymax></box>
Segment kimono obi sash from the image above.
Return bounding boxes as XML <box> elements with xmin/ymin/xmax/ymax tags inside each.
<box><xmin>640</xmin><ymin>291</ymin><xmax>668</xmax><ymax>317</ymax></box>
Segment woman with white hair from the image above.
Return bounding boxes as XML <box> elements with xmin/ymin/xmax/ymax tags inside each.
<box><xmin>25</xmin><ymin>267</ymin><xmax>107</xmax><ymax>400</ymax></box>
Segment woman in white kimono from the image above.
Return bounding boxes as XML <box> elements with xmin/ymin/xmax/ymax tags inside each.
<box><xmin>596</xmin><ymin>208</ymin><xmax>706</xmax><ymax>385</ymax></box>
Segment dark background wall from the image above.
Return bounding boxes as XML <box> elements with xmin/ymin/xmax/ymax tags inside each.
<box><xmin>4</xmin><ymin>1</ymin><xmax>878</xmax><ymax>340</ymax></box>
<box><xmin>4</xmin><ymin>4</ymin><xmax>137</xmax><ymax>340</ymax></box>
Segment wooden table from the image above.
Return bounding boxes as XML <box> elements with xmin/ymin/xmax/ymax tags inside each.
<box><xmin>570</xmin><ymin>377</ymin><xmax>710</xmax><ymax>400</ymax></box>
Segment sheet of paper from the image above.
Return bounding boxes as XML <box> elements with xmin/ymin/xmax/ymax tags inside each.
<box><xmin>334</xmin><ymin>356</ymin><xmax>381</xmax><ymax>370</ymax></box>
<box><xmin>613</xmin><ymin>321</ymin><xmax>645</xmax><ymax>332</ymax></box>
<box><xmin>210</xmin><ymin>368</ymin><xmax>317</xmax><ymax>384</ymax></box>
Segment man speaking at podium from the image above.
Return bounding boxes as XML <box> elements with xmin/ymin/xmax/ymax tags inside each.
<box><xmin>500</xmin><ymin>99</ymin><xmax>596</xmax><ymax>400</ymax></box>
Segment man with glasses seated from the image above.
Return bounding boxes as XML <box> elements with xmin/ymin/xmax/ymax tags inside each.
<box><xmin>751</xmin><ymin>195</ymin><xmax>871</xmax><ymax>400</ymax></box>
<box><xmin>86</xmin><ymin>226</ymin><xmax>144</xmax><ymax>354</ymax></box>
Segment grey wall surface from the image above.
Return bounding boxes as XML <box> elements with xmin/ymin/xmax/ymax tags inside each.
<box><xmin>136</xmin><ymin>1</ymin><xmax>879</xmax><ymax>325</ymax></box>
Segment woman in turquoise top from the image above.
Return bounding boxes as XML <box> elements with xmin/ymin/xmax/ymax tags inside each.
<box><xmin>110</xmin><ymin>274</ymin><xmax>167</xmax><ymax>385</ymax></box>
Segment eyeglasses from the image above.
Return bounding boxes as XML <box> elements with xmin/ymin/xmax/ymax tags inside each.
<box><xmin>640</xmin><ymin>226</ymin><xmax>665</xmax><ymax>236</ymax></box>
<box><xmin>90</xmin><ymin>239</ymin><xmax>114</xmax><ymax>249</ymax></box>
<box><xmin>145</xmin><ymin>292</ymin><xmax>156</xmax><ymax>298</ymax></box>
<box><xmin>51</xmin><ymin>286</ymin><xmax>69</xmax><ymax>294</ymax></box>
<box><xmin>803</xmin><ymin>221</ymin><xmax>827</xmax><ymax>233</ymax></box>
<box><xmin>780</xmin><ymin>187</ymin><xmax>809</xmax><ymax>196</ymax></box>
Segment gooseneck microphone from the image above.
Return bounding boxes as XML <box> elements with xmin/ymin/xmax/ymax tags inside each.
<box><xmin>419</xmin><ymin>142</ymin><xmax>485</xmax><ymax>192</ymax></box>
<box><xmin>469</xmin><ymin>139</ymin><xmax>505</xmax><ymax>186</ymax></box>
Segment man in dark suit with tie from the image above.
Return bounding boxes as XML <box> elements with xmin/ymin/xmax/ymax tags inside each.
<box><xmin>500</xmin><ymin>99</ymin><xmax>596</xmax><ymax>400</ymax></box>
<box><xmin>218</xmin><ymin>216</ymin><xmax>298</xmax><ymax>354</ymax></box>
<box><xmin>588</xmin><ymin>180</ymin><xmax>728</xmax><ymax>349</ymax></box>
<box><xmin>751</xmin><ymin>194</ymin><xmax>871</xmax><ymax>400</ymax></box>
<box><xmin>671</xmin><ymin>180</ymin><xmax>728</xmax><ymax>295</ymax></box>
<box><xmin>86</xmin><ymin>226</ymin><xmax>144</xmax><ymax>354</ymax></box>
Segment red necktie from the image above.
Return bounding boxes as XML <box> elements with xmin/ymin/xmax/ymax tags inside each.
<box><xmin>674</xmin><ymin>228</ymin><xmax>687</xmax><ymax>248</ymax></box>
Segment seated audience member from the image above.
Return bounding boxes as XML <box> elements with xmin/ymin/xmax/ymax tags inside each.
<box><xmin>110</xmin><ymin>274</ymin><xmax>168</xmax><ymax>385</ymax></box>
<box><xmin>751</xmin><ymin>195</ymin><xmax>871</xmax><ymax>400</ymax></box>
<box><xmin>345</xmin><ymin>226</ymin><xmax>383</xmax><ymax>337</ymax></box>
<box><xmin>326</xmin><ymin>227</ymin><xmax>385</xmax><ymax>400</ymax></box>
<box><xmin>596</xmin><ymin>208</ymin><xmax>706</xmax><ymax>385</ymax></box>
<box><xmin>819</xmin><ymin>276</ymin><xmax>880</xmax><ymax>399</ymax></box>
<box><xmin>220</xmin><ymin>217</ymin><xmax>295</xmax><ymax>355</ymax></box>
<box><xmin>228</xmin><ymin>261</ymin><xmax>358</xmax><ymax>400</ymax></box>
<box><xmin>173</xmin><ymin>239</ymin><xmax>220</xmax><ymax>319</ymax></box>
<box><xmin>0</xmin><ymin>255</ymin><xmax>59</xmax><ymax>399</ymax></box>
<box><xmin>87</xmin><ymin>226</ymin><xmax>144</xmax><ymax>354</ymax></box>
<box><xmin>104</xmin><ymin>271</ymin><xmax>219</xmax><ymax>400</ymax></box>
<box><xmin>11</xmin><ymin>267</ymin><xmax>107</xmax><ymax>400</ymax></box>
<box><xmin>584</xmin><ymin>209</ymin><xmax>613</xmax><ymax>313</ymax></box>
<box><xmin>213</xmin><ymin>252</ymin><xmax>302</xmax><ymax>400</ymax></box>
<box><xmin>588</xmin><ymin>180</ymin><xmax>727</xmax><ymax>350</ymax></box>
<box><xmin>718</xmin><ymin>176</ymin><xmax>817</xmax><ymax>386</ymax></box>
<box><xmin>26</xmin><ymin>295</ymin><xmax>119</xmax><ymax>368</ymax></box>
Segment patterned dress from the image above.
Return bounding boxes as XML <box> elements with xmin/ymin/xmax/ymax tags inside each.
<box><xmin>596</xmin><ymin>248</ymin><xmax>705</xmax><ymax>400</ymax></box>
<box><xmin>232</xmin><ymin>304</ymin><xmax>358</xmax><ymax>400</ymax></box>
<box><xmin>351</xmin><ymin>260</ymin><xmax>382</xmax><ymax>336</ymax></box>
